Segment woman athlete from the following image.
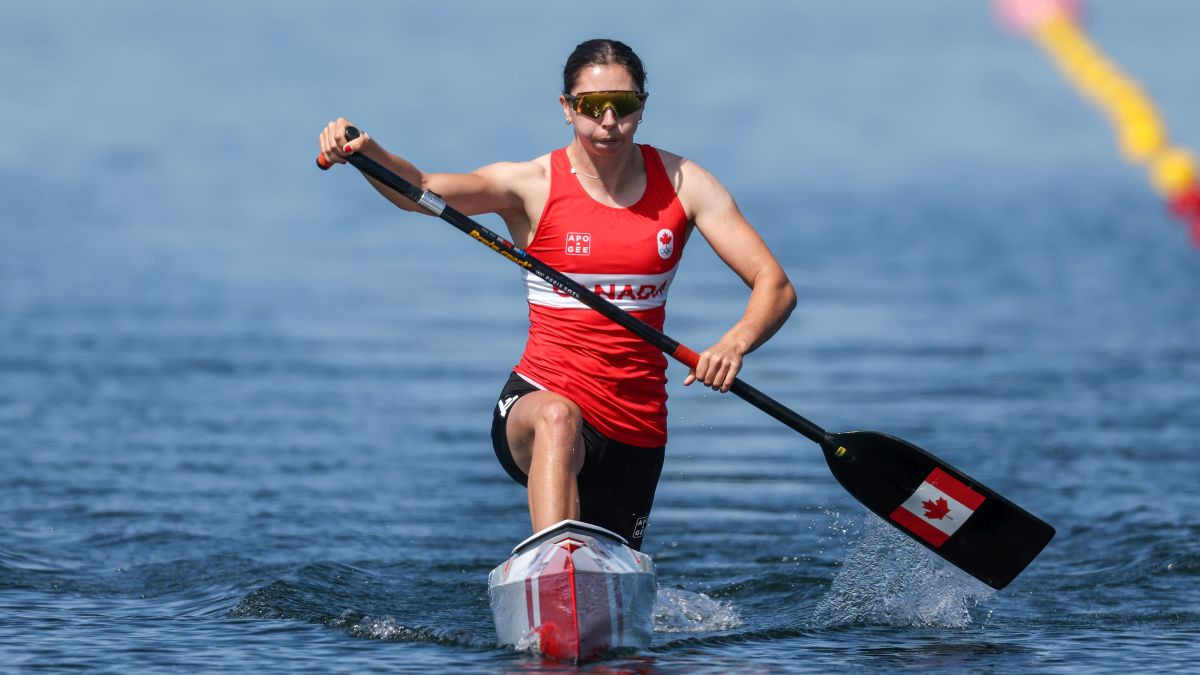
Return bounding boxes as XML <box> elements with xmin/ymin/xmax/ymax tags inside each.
<box><xmin>318</xmin><ymin>39</ymin><xmax>795</xmax><ymax>550</ymax></box>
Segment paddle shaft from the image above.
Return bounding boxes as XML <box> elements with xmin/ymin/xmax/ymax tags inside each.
<box><xmin>328</xmin><ymin>130</ymin><xmax>829</xmax><ymax>446</ymax></box>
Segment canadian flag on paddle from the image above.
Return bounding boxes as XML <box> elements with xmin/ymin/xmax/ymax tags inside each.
<box><xmin>889</xmin><ymin>468</ymin><xmax>985</xmax><ymax>548</ymax></box>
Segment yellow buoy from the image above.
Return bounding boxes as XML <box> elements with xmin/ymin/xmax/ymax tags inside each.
<box><xmin>1150</xmin><ymin>148</ymin><xmax>1198</xmax><ymax>197</ymax></box>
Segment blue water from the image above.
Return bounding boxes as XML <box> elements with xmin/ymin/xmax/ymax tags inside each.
<box><xmin>3</xmin><ymin>1</ymin><xmax>1199</xmax><ymax>671</ymax></box>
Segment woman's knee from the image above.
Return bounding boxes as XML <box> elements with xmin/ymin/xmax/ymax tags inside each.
<box><xmin>524</xmin><ymin>397</ymin><xmax>584</xmax><ymax>472</ymax></box>
<box><xmin>505</xmin><ymin>393</ymin><xmax>583</xmax><ymax>470</ymax></box>
<box><xmin>533</xmin><ymin>398</ymin><xmax>581</xmax><ymax>435</ymax></box>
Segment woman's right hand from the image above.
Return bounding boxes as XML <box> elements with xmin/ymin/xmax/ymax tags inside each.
<box><xmin>318</xmin><ymin>118</ymin><xmax>371</xmax><ymax>167</ymax></box>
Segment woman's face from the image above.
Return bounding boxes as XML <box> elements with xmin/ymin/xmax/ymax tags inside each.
<box><xmin>561</xmin><ymin>63</ymin><xmax>644</xmax><ymax>155</ymax></box>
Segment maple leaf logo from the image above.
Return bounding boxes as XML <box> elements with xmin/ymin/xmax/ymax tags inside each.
<box><xmin>922</xmin><ymin>497</ymin><xmax>952</xmax><ymax>520</ymax></box>
<box><xmin>659</xmin><ymin>232</ymin><xmax>672</xmax><ymax>245</ymax></box>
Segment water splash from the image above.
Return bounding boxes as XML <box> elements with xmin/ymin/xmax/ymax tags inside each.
<box><xmin>652</xmin><ymin>587</ymin><xmax>742</xmax><ymax>632</ymax></box>
<box><xmin>330</xmin><ymin>611</ymin><xmax>490</xmax><ymax>647</ymax></box>
<box><xmin>228</xmin><ymin>565</ymin><xmax>494</xmax><ymax>649</ymax></box>
<box><xmin>811</xmin><ymin>516</ymin><xmax>995</xmax><ymax>628</ymax></box>
<box><xmin>512</xmin><ymin>629</ymin><xmax>541</xmax><ymax>655</ymax></box>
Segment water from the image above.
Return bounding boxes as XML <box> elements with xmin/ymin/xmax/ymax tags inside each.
<box><xmin>3</xmin><ymin>1</ymin><xmax>1199</xmax><ymax>671</ymax></box>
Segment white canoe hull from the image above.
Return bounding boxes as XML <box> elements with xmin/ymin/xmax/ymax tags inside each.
<box><xmin>488</xmin><ymin>520</ymin><xmax>656</xmax><ymax>662</ymax></box>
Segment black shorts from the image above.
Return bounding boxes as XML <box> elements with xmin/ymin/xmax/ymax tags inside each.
<box><xmin>490</xmin><ymin>372</ymin><xmax>665</xmax><ymax>551</ymax></box>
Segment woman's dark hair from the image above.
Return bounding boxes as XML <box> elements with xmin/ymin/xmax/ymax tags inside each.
<box><xmin>562</xmin><ymin>39</ymin><xmax>647</xmax><ymax>94</ymax></box>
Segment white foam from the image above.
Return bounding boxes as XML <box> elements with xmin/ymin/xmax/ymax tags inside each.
<box><xmin>329</xmin><ymin>611</ymin><xmax>492</xmax><ymax>649</ymax></box>
<box><xmin>811</xmin><ymin>515</ymin><xmax>996</xmax><ymax>628</ymax></box>
<box><xmin>652</xmin><ymin>586</ymin><xmax>742</xmax><ymax>632</ymax></box>
<box><xmin>512</xmin><ymin>628</ymin><xmax>545</xmax><ymax>655</ymax></box>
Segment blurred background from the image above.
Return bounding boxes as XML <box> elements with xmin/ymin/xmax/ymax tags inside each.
<box><xmin>2</xmin><ymin>0</ymin><xmax>1198</xmax><ymax>671</ymax></box>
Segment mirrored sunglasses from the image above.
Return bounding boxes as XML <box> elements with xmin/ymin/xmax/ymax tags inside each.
<box><xmin>566</xmin><ymin>90</ymin><xmax>648</xmax><ymax>119</ymax></box>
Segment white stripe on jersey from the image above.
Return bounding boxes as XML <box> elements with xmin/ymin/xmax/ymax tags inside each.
<box><xmin>524</xmin><ymin>268</ymin><xmax>680</xmax><ymax>311</ymax></box>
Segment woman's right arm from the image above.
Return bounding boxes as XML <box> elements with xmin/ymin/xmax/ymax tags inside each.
<box><xmin>318</xmin><ymin>118</ymin><xmax>525</xmax><ymax>217</ymax></box>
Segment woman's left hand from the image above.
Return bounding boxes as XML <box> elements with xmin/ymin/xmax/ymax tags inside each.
<box><xmin>683</xmin><ymin>338</ymin><xmax>746</xmax><ymax>393</ymax></box>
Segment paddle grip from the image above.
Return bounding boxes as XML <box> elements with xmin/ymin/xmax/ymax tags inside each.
<box><xmin>671</xmin><ymin>344</ymin><xmax>701</xmax><ymax>369</ymax></box>
<box><xmin>315</xmin><ymin>126</ymin><xmax>362</xmax><ymax>170</ymax></box>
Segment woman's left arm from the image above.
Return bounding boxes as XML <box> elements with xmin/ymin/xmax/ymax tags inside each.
<box><xmin>678</xmin><ymin>160</ymin><xmax>797</xmax><ymax>392</ymax></box>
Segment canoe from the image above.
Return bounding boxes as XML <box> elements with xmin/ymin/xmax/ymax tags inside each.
<box><xmin>488</xmin><ymin>519</ymin><xmax>656</xmax><ymax>662</ymax></box>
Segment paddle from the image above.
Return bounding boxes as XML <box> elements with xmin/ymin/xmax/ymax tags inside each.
<box><xmin>317</xmin><ymin>128</ymin><xmax>1055</xmax><ymax>590</ymax></box>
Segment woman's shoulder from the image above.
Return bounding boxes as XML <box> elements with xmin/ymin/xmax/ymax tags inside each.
<box><xmin>645</xmin><ymin>145</ymin><xmax>685</xmax><ymax>172</ymax></box>
<box><xmin>466</xmin><ymin>154</ymin><xmax>554</xmax><ymax>209</ymax></box>
<box><xmin>643</xmin><ymin>145</ymin><xmax>723</xmax><ymax>199</ymax></box>
<box><xmin>472</xmin><ymin>152</ymin><xmax>553</xmax><ymax>181</ymax></box>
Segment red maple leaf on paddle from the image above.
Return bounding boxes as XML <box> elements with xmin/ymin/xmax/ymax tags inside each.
<box><xmin>922</xmin><ymin>497</ymin><xmax>952</xmax><ymax>520</ymax></box>
<box><xmin>659</xmin><ymin>232</ymin><xmax>672</xmax><ymax>245</ymax></box>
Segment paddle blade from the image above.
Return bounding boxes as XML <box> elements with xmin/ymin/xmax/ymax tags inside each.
<box><xmin>820</xmin><ymin>431</ymin><xmax>1054</xmax><ymax>590</ymax></box>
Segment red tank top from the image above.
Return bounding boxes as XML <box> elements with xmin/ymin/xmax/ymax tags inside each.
<box><xmin>514</xmin><ymin>144</ymin><xmax>690</xmax><ymax>447</ymax></box>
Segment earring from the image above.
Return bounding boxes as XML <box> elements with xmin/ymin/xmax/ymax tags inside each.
<box><xmin>565</xmin><ymin>119</ymin><xmax>572</xmax><ymax>125</ymax></box>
